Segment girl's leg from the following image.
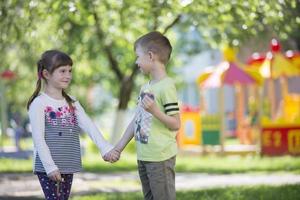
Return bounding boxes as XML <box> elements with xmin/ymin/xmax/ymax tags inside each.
<box><xmin>37</xmin><ymin>172</ymin><xmax>59</xmax><ymax>200</ymax></box>
<box><xmin>36</xmin><ymin>172</ymin><xmax>73</xmax><ymax>200</ymax></box>
<box><xmin>60</xmin><ymin>174</ymin><xmax>74</xmax><ymax>200</ymax></box>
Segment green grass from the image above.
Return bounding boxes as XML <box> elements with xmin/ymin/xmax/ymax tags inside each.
<box><xmin>68</xmin><ymin>184</ymin><xmax>300</xmax><ymax>200</ymax></box>
<box><xmin>1</xmin><ymin>184</ymin><xmax>299</xmax><ymax>200</ymax></box>
<box><xmin>1</xmin><ymin>152</ymin><xmax>300</xmax><ymax>174</ymax></box>
<box><xmin>1</xmin><ymin>137</ymin><xmax>300</xmax><ymax>174</ymax></box>
<box><xmin>176</xmin><ymin>154</ymin><xmax>300</xmax><ymax>174</ymax></box>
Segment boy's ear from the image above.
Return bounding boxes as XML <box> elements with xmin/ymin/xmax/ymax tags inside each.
<box><xmin>148</xmin><ymin>51</ymin><xmax>155</xmax><ymax>61</ymax></box>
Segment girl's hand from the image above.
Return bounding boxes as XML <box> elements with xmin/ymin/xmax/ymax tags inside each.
<box><xmin>48</xmin><ymin>169</ymin><xmax>62</xmax><ymax>182</ymax></box>
<box><xmin>103</xmin><ymin>148</ymin><xmax>121</xmax><ymax>163</ymax></box>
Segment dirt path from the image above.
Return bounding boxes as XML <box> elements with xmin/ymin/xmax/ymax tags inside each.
<box><xmin>1</xmin><ymin>172</ymin><xmax>300</xmax><ymax>199</ymax></box>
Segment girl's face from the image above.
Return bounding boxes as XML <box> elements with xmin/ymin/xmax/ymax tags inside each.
<box><xmin>135</xmin><ymin>45</ymin><xmax>152</xmax><ymax>74</ymax></box>
<box><xmin>44</xmin><ymin>65</ymin><xmax>72</xmax><ymax>90</ymax></box>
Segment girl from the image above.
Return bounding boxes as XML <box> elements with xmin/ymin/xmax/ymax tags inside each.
<box><xmin>27</xmin><ymin>50</ymin><xmax>117</xmax><ymax>200</ymax></box>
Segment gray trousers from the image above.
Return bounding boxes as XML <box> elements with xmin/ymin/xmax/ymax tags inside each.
<box><xmin>137</xmin><ymin>156</ymin><xmax>176</xmax><ymax>200</ymax></box>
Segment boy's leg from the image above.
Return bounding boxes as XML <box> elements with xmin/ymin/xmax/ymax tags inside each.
<box><xmin>145</xmin><ymin>156</ymin><xmax>176</xmax><ymax>200</ymax></box>
<box><xmin>37</xmin><ymin>172</ymin><xmax>73</xmax><ymax>200</ymax></box>
<box><xmin>138</xmin><ymin>160</ymin><xmax>153</xmax><ymax>200</ymax></box>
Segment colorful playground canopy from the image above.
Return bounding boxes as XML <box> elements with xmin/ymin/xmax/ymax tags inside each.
<box><xmin>197</xmin><ymin>61</ymin><xmax>262</xmax><ymax>88</ymax></box>
<box><xmin>259</xmin><ymin>52</ymin><xmax>299</xmax><ymax>78</ymax></box>
<box><xmin>286</xmin><ymin>50</ymin><xmax>300</xmax><ymax>70</ymax></box>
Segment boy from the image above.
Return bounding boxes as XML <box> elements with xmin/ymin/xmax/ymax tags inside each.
<box><xmin>106</xmin><ymin>31</ymin><xmax>180</xmax><ymax>200</ymax></box>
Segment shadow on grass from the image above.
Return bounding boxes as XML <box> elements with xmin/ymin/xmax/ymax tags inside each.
<box><xmin>0</xmin><ymin>197</ymin><xmax>42</xmax><ymax>200</ymax></box>
<box><xmin>67</xmin><ymin>184</ymin><xmax>300</xmax><ymax>200</ymax></box>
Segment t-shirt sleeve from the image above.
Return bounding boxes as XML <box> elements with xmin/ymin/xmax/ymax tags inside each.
<box><xmin>161</xmin><ymin>81</ymin><xmax>180</xmax><ymax>116</ymax></box>
<box><xmin>28</xmin><ymin>99</ymin><xmax>58</xmax><ymax>175</ymax></box>
<box><xmin>74</xmin><ymin>101</ymin><xmax>113</xmax><ymax>156</ymax></box>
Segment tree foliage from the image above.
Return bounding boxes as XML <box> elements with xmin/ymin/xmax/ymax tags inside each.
<box><xmin>1</xmin><ymin>0</ymin><xmax>299</xmax><ymax>117</ymax></box>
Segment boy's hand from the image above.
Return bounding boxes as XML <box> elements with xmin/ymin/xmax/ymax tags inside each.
<box><xmin>48</xmin><ymin>169</ymin><xmax>62</xmax><ymax>182</ymax></box>
<box><xmin>141</xmin><ymin>93</ymin><xmax>157</xmax><ymax>114</ymax></box>
<box><xmin>103</xmin><ymin>148</ymin><xmax>121</xmax><ymax>163</ymax></box>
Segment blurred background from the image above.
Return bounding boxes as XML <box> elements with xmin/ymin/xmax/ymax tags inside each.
<box><xmin>1</xmin><ymin>0</ymin><xmax>300</xmax><ymax>199</ymax></box>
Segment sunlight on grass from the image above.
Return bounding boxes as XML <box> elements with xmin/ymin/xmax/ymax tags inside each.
<box><xmin>1</xmin><ymin>136</ymin><xmax>300</xmax><ymax>174</ymax></box>
<box><xmin>176</xmin><ymin>154</ymin><xmax>300</xmax><ymax>174</ymax></box>
<box><xmin>69</xmin><ymin>184</ymin><xmax>300</xmax><ymax>200</ymax></box>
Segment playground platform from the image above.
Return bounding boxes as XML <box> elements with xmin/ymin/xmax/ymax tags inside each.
<box><xmin>178</xmin><ymin>144</ymin><xmax>258</xmax><ymax>156</ymax></box>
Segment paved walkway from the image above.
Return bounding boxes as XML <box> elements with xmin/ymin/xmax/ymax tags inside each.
<box><xmin>1</xmin><ymin>172</ymin><xmax>300</xmax><ymax>199</ymax></box>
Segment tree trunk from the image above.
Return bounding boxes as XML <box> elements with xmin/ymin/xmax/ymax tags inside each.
<box><xmin>295</xmin><ymin>36</ymin><xmax>300</xmax><ymax>50</ymax></box>
<box><xmin>0</xmin><ymin>82</ymin><xmax>8</xmax><ymax>149</ymax></box>
<box><xmin>109</xmin><ymin>75</ymin><xmax>136</xmax><ymax>143</ymax></box>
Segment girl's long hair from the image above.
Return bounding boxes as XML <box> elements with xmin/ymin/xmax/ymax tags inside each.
<box><xmin>27</xmin><ymin>50</ymin><xmax>75</xmax><ymax>110</ymax></box>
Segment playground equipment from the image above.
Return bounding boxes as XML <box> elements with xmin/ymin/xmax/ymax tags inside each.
<box><xmin>177</xmin><ymin>106</ymin><xmax>201</xmax><ymax>148</ymax></box>
<box><xmin>178</xmin><ymin>47</ymin><xmax>263</xmax><ymax>153</ymax></box>
<box><xmin>248</xmin><ymin>39</ymin><xmax>300</xmax><ymax>156</ymax></box>
<box><xmin>195</xmin><ymin>47</ymin><xmax>262</xmax><ymax>152</ymax></box>
<box><xmin>178</xmin><ymin>40</ymin><xmax>300</xmax><ymax>156</ymax></box>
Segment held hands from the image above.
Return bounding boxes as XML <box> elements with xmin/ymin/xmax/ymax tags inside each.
<box><xmin>48</xmin><ymin>169</ymin><xmax>62</xmax><ymax>182</ymax></box>
<box><xmin>103</xmin><ymin>147</ymin><xmax>121</xmax><ymax>163</ymax></box>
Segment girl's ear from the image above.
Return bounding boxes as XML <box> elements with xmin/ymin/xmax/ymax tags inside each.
<box><xmin>42</xmin><ymin>69</ymin><xmax>50</xmax><ymax>79</ymax></box>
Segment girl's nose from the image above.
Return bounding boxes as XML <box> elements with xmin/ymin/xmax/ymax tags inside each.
<box><xmin>67</xmin><ymin>72</ymin><xmax>72</xmax><ymax>77</ymax></box>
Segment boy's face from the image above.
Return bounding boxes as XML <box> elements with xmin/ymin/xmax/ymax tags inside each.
<box><xmin>135</xmin><ymin>45</ymin><xmax>152</xmax><ymax>75</ymax></box>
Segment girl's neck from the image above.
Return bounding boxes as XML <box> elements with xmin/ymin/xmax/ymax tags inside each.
<box><xmin>44</xmin><ymin>86</ymin><xmax>64</xmax><ymax>100</ymax></box>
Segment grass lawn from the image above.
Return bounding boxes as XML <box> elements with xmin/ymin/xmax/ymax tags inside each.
<box><xmin>1</xmin><ymin>137</ymin><xmax>300</xmax><ymax>174</ymax></box>
<box><xmin>1</xmin><ymin>150</ymin><xmax>300</xmax><ymax>174</ymax></box>
<box><xmin>69</xmin><ymin>184</ymin><xmax>300</xmax><ymax>200</ymax></box>
<box><xmin>1</xmin><ymin>138</ymin><xmax>300</xmax><ymax>200</ymax></box>
<box><xmin>1</xmin><ymin>184</ymin><xmax>298</xmax><ymax>200</ymax></box>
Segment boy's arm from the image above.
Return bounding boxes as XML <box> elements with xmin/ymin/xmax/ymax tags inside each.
<box><xmin>114</xmin><ymin>117</ymin><xmax>136</xmax><ymax>152</ymax></box>
<box><xmin>142</xmin><ymin>95</ymin><xmax>181</xmax><ymax>131</ymax></box>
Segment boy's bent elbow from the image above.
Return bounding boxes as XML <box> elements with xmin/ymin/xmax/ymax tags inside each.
<box><xmin>170</xmin><ymin>123</ymin><xmax>181</xmax><ymax>131</ymax></box>
<box><xmin>167</xmin><ymin>114</ymin><xmax>181</xmax><ymax>131</ymax></box>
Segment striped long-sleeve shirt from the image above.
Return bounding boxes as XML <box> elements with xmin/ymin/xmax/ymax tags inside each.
<box><xmin>28</xmin><ymin>92</ymin><xmax>112</xmax><ymax>175</ymax></box>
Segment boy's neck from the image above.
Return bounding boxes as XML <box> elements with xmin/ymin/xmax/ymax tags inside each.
<box><xmin>44</xmin><ymin>86</ymin><xmax>64</xmax><ymax>100</ymax></box>
<box><xmin>150</xmin><ymin>62</ymin><xmax>167</xmax><ymax>83</ymax></box>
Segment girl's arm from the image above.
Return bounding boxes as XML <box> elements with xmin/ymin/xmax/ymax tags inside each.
<box><xmin>103</xmin><ymin>116</ymin><xmax>136</xmax><ymax>162</ymax></box>
<box><xmin>75</xmin><ymin>101</ymin><xmax>113</xmax><ymax>156</ymax></box>
<box><xmin>28</xmin><ymin>100</ymin><xmax>58</xmax><ymax>175</ymax></box>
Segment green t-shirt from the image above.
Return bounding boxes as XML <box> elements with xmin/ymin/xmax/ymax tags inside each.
<box><xmin>134</xmin><ymin>77</ymin><xmax>180</xmax><ymax>161</ymax></box>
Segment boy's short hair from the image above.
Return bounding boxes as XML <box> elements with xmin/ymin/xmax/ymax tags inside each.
<box><xmin>134</xmin><ymin>31</ymin><xmax>172</xmax><ymax>65</ymax></box>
